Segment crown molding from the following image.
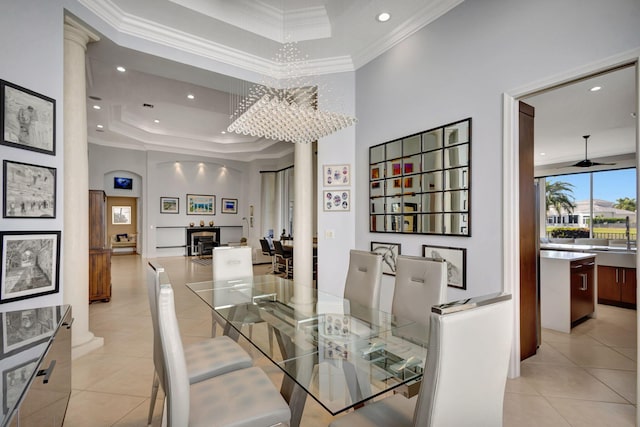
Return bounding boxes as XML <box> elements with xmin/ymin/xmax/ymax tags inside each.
<box><xmin>352</xmin><ymin>0</ymin><xmax>464</xmax><ymax>69</ymax></box>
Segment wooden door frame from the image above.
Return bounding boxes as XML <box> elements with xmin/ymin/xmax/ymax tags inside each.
<box><xmin>502</xmin><ymin>50</ymin><xmax>640</xmax><ymax>380</ymax></box>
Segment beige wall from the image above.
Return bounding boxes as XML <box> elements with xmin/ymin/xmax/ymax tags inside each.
<box><xmin>106</xmin><ymin>196</ymin><xmax>137</xmax><ymax>238</ymax></box>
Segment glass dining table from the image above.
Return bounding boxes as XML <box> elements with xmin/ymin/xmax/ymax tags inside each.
<box><xmin>187</xmin><ymin>275</ymin><xmax>428</xmax><ymax>427</ymax></box>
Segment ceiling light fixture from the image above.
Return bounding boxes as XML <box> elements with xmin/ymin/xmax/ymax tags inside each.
<box><xmin>589</xmin><ymin>86</ymin><xmax>601</xmax><ymax>92</ymax></box>
<box><xmin>96</xmin><ymin>124</ymin><xmax>104</xmax><ymax>129</ymax></box>
<box><xmin>187</xmin><ymin>94</ymin><xmax>195</xmax><ymax>100</ymax></box>
<box><xmin>227</xmin><ymin>39</ymin><xmax>357</xmax><ymax>144</ymax></box>
<box><xmin>92</xmin><ymin>105</ymin><xmax>101</xmax><ymax>110</ymax></box>
<box><xmin>376</xmin><ymin>12</ymin><xmax>391</xmax><ymax>22</ymax></box>
<box><xmin>116</xmin><ymin>66</ymin><xmax>126</xmax><ymax>72</ymax></box>
<box><xmin>154</xmin><ymin>119</ymin><xmax>160</xmax><ymax>123</ymax></box>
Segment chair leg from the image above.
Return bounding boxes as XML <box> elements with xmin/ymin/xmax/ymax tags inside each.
<box><xmin>148</xmin><ymin>371</ymin><xmax>160</xmax><ymax>426</ymax></box>
<box><xmin>211</xmin><ymin>312</ymin><xmax>218</xmax><ymax>337</ymax></box>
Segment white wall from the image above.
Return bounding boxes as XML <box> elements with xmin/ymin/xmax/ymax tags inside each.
<box><xmin>355</xmin><ymin>0</ymin><xmax>640</xmax><ymax>301</ymax></box>
<box><xmin>0</xmin><ymin>0</ymin><xmax>65</xmax><ymax>310</ymax></box>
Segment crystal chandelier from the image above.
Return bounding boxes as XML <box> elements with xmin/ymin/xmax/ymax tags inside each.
<box><xmin>227</xmin><ymin>41</ymin><xmax>357</xmax><ymax>144</ymax></box>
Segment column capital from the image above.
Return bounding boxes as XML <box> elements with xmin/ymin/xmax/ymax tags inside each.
<box><xmin>64</xmin><ymin>16</ymin><xmax>100</xmax><ymax>51</ymax></box>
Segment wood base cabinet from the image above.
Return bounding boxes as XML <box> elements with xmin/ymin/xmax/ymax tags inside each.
<box><xmin>89</xmin><ymin>248</ymin><xmax>111</xmax><ymax>303</ymax></box>
<box><xmin>598</xmin><ymin>266</ymin><xmax>636</xmax><ymax>309</ymax></box>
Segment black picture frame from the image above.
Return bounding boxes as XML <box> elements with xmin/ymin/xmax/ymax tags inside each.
<box><xmin>0</xmin><ymin>231</ymin><xmax>61</xmax><ymax>303</ymax></box>
<box><xmin>370</xmin><ymin>242</ymin><xmax>401</xmax><ymax>276</ymax></box>
<box><xmin>160</xmin><ymin>196</ymin><xmax>179</xmax><ymax>214</ymax></box>
<box><xmin>221</xmin><ymin>198</ymin><xmax>238</xmax><ymax>214</ymax></box>
<box><xmin>422</xmin><ymin>244</ymin><xmax>467</xmax><ymax>289</ymax></box>
<box><xmin>1</xmin><ymin>80</ymin><xmax>56</xmax><ymax>155</ymax></box>
<box><xmin>3</xmin><ymin>160</ymin><xmax>56</xmax><ymax>218</ymax></box>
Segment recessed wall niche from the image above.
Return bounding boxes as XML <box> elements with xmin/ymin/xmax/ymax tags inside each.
<box><xmin>369</xmin><ymin>118</ymin><xmax>471</xmax><ymax>236</ymax></box>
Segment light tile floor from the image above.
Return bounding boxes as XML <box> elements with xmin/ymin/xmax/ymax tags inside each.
<box><xmin>63</xmin><ymin>255</ymin><xmax>637</xmax><ymax>426</ymax></box>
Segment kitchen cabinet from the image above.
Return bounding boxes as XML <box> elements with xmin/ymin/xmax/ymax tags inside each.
<box><xmin>598</xmin><ymin>265</ymin><xmax>636</xmax><ymax>309</ymax></box>
<box><xmin>540</xmin><ymin>251</ymin><xmax>596</xmax><ymax>333</ymax></box>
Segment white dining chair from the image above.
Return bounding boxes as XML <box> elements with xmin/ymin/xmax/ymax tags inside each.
<box><xmin>392</xmin><ymin>255</ymin><xmax>448</xmax><ymax>335</ymax></box>
<box><xmin>146</xmin><ymin>262</ymin><xmax>252</xmax><ymax>426</ymax></box>
<box><xmin>329</xmin><ymin>294</ymin><xmax>513</xmax><ymax>427</ymax></box>
<box><xmin>343</xmin><ymin>250</ymin><xmax>383</xmax><ymax>310</ymax></box>
<box><xmin>157</xmin><ymin>283</ymin><xmax>291</xmax><ymax>427</ymax></box>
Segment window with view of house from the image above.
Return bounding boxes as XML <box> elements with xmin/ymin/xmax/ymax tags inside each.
<box><xmin>544</xmin><ymin>168</ymin><xmax>637</xmax><ymax>240</ymax></box>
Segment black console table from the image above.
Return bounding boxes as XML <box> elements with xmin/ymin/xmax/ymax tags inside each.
<box><xmin>186</xmin><ymin>227</ymin><xmax>221</xmax><ymax>256</ymax></box>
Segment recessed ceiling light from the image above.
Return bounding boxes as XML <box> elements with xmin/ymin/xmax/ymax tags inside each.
<box><xmin>187</xmin><ymin>94</ymin><xmax>195</xmax><ymax>100</ymax></box>
<box><xmin>116</xmin><ymin>66</ymin><xmax>126</xmax><ymax>72</ymax></box>
<box><xmin>540</xmin><ymin>152</ymin><xmax>546</xmax><ymax>156</ymax></box>
<box><xmin>376</xmin><ymin>12</ymin><xmax>391</xmax><ymax>22</ymax></box>
<box><xmin>154</xmin><ymin>119</ymin><xmax>160</xmax><ymax>123</ymax></box>
<box><xmin>92</xmin><ymin>105</ymin><xmax>101</xmax><ymax>110</ymax></box>
<box><xmin>589</xmin><ymin>86</ymin><xmax>601</xmax><ymax>92</ymax></box>
<box><xmin>632</xmin><ymin>112</ymin><xmax>637</xmax><ymax>118</ymax></box>
<box><xmin>221</xmin><ymin>131</ymin><xmax>226</xmax><ymax>134</ymax></box>
<box><xmin>96</xmin><ymin>124</ymin><xmax>104</xmax><ymax>129</ymax></box>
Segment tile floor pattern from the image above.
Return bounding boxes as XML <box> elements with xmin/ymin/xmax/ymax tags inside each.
<box><xmin>63</xmin><ymin>255</ymin><xmax>637</xmax><ymax>426</ymax></box>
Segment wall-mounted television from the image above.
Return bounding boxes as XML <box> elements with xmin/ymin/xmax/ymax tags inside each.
<box><xmin>114</xmin><ymin>177</ymin><xmax>133</xmax><ymax>190</ymax></box>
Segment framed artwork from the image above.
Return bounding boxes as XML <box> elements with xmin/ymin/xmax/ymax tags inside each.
<box><xmin>3</xmin><ymin>160</ymin><xmax>56</xmax><ymax>218</ymax></box>
<box><xmin>221</xmin><ymin>198</ymin><xmax>238</xmax><ymax>214</ymax></box>
<box><xmin>111</xmin><ymin>206</ymin><xmax>131</xmax><ymax>225</ymax></box>
<box><xmin>1</xmin><ymin>80</ymin><xmax>56</xmax><ymax>155</ymax></box>
<box><xmin>323</xmin><ymin>164</ymin><xmax>350</xmax><ymax>186</ymax></box>
<box><xmin>323</xmin><ymin>190</ymin><xmax>350</xmax><ymax>211</ymax></box>
<box><xmin>370</xmin><ymin>242</ymin><xmax>401</xmax><ymax>276</ymax></box>
<box><xmin>3</xmin><ymin>358</ymin><xmax>39</xmax><ymax>413</ymax></box>
<box><xmin>371</xmin><ymin>167</ymin><xmax>380</xmax><ymax>180</ymax></box>
<box><xmin>187</xmin><ymin>194</ymin><xmax>215</xmax><ymax>215</ymax></box>
<box><xmin>422</xmin><ymin>245</ymin><xmax>467</xmax><ymax>290</ymax></box>
<box><xmin>0</xmin><ymin>231</ymin><xmax>61</xmax><ymax>304</ymax></box>
<box><xmin>1</xmin><ymin>307</ymin><xmax>56</xmax><ymax>356</ymax></box>
<box><xmin>160</xmin><ymin>196</ymin><xmax>179</xmax><ymax>214</ymax></box>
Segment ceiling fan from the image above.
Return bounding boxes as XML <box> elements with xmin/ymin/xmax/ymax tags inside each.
<box><xmin>571</xmin><ymin>135</ymin><xmax>616</xmax><ymax>168</ymax></box>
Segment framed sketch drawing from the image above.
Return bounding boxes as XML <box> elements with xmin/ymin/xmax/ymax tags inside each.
<box><xmin>0</xmin><ymin>231</ymin><xmax>61</xmax><ymax>303</ymax></box>
<box><xmin>370</xmin><ymin>242</ymin><xmax>401</xmax><ymax>276</ymax></box>
<box><xmin>160</xmin><ymin>196</ymin><xmax>179</xmax><ymax>214</ymax></box>
<box><xmin>323</xmin><ymin>164</ymin><xmax>350</xmax><ymax>186</ymax></box>
<box><xmin>1</xmin><ymin>80</ymin><xmax>55</xmax><ymax>155</ymax></box>
<box><xmin>1</xmin><ymin>307</ymin><xmax>56</xmax><ymax>356</ymax></box>
<box><xmin>221</xmin><ymin>198</ymin><xmax>238</xmax><ymax>214</ymax></box>
<box><xmin>111</xmin><ymin>206</ymin><xmax>131</xmax><ymax>224</ymax></box>
<box><xmin>323</xmin><ymin>190</ymin><xmax>350</xmax><ymax>211</ymax></box>
<box><xmin>422</xmin><ymin>244</ymin><xmax>467</xmax><ymax>289</ymax></box>
<box><xmin>187</xmin><ymin>194</ymin><xmax>215</xmax><ymax>215</ymax></box>
<box><xmin>3</xmin><ymin>160</ymin><xmax>56</xmax><ymax>218</ymax></box>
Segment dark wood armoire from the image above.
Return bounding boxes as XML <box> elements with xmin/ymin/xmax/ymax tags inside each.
<box><xmin>89</xmin><ymin>190</ymin><xmax>112</xmax><ymax>303</ymax></box>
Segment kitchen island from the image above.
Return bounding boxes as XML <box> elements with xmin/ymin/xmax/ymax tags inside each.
<box><xmin>540</xmin><ymin>250</ymin><xmax>597</xmax><ymax>333</ymax></box>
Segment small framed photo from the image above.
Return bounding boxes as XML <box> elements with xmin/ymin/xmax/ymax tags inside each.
<box><xmin>323</xmin><ymin>164</ymin><xmax>350</xmax><ymax>186</ymax></box>
<box><xmin>187</xmin><ymin>194</ymin><xmax>215</xmax><ymax>215</ymax></box>
<box><xmin>323</xmin><ymin>190</ymin><xmax>350</xmax><ymax>211</ymax></box>
<box><xmin>1</xmin><ymin>80</ymin><xmax>56</xmax><ymax>155</ymax></box>
<box><xmin>0</xmin><ymin>231</ymin><xmax>61</xmax><ymax>303</ymax></box>
<box><xmin>3</xmin><ymin>160</ymin><xmax>56</xmax><ymax>218</ymax></box>
<box><xmin>112</xmin><ymin>206</ymin><xmax>131</xmax><ymax>225</ymax></box>
<box><xmin>1</xmin><ymin>306</ymin><xmax>57</xmax><ymax>356</ymax></box>
<box><xmin>160</xmin><ymin>196</ymin><xmax>179</xmax><ymax>214</ymax></box>
<box><xmin>221</xmin><ymin>198</ymin><xmax>238</xmax><ymax>214</ymax></box>
<box><xmin>371</xmin><ymin>242</ymin><xmax>401</xmax><ymax>276</ymax></box>
<box><xmin>422</xmin><ymin>244</ymin><xmax>467</xmax><ymax>289</ymax></box>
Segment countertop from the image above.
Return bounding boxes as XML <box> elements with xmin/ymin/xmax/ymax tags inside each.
<box><xmin>540</xmin><ymin>250</ymin><xmax>597</xmax><ymax>261</ymax></box>
<box><xmin>541</xmin><ymin>243</ymin><xmax>636</xmax><ymax>253</ymax></box>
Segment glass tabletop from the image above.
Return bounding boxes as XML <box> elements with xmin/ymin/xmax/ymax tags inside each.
<box><xmin>187</xmin><ymin>276</ymin><xmax>428</xmax><ymax>415</ymax></box>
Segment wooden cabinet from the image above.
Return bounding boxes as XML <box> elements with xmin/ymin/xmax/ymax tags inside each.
<box><xmin>570</xmin><ymin>258</ymin><xmax>595</xmax><ymax>323</ymax></box>
<box><xmin>89</xmin><ymin>190</ymin><xmax>111</xmax><ymax>303</ymax></box>
<box><xmin>598</xmin><ymin>265</ymin><xmax>636</xmax><ymax>309</ymax></box>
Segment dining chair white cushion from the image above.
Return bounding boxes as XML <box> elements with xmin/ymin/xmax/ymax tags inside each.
<box><xmin>158</xmin><ymin>285</ymin><xmax>291</xmax><ymax>427</ymax></box>
<box><xmin>344</xmin><ymin>250</ymin><xmax>383</xmax><ymax>310</ymax></box>
<box><xmin>212</xmin><ymin>246</ymin><xmax>254</xmax><ymax>281</ymax></box>
<box><xmin>392</xmin><ymin>255</ymin><xmax>448</xmax><ymax>329</ymax></box>
<box><xmin>329</xmin><ymin>295</ymin><xmax>513</xmax><ymax>427</ymax></box>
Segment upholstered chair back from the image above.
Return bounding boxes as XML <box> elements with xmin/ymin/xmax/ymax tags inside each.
<box><xmin>344</xmin><ymin>250</ymin><xmax>383</xmax><ymax>310</ymax></box>
<box><xmin>146</xmin><ymin>261</ymin><xmax>166</xmax><ymax>388</ymax></box>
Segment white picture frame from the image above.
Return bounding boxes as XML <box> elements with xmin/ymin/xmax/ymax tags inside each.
<box><xmin>323</xmin><ymin>164</ymin><xmax>350</xmax><ymax>186</ymax></box>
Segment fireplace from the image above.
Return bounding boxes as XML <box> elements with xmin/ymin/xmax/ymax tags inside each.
<box><xmin>186</xmin><ymin>227</ymin><xmax>220</xmax><ymax>256</ymax></box>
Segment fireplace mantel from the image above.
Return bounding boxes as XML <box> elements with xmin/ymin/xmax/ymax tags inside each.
<box><xmin>186</xmin><ymin>227</ymin><xmax>220</xmax><ymax>256</ymax></box>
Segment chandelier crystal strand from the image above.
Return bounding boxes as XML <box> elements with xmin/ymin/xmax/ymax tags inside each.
<box><xmin>228</xmin><ymin>39</ymin><xmax>356</xmax><ymax>144</ymax></box>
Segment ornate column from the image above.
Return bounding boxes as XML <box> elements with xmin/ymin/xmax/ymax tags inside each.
<box><xmin>63</xmin><ymin>17</ymin><xmax>103</xmax><ymax>358</ymax></box>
